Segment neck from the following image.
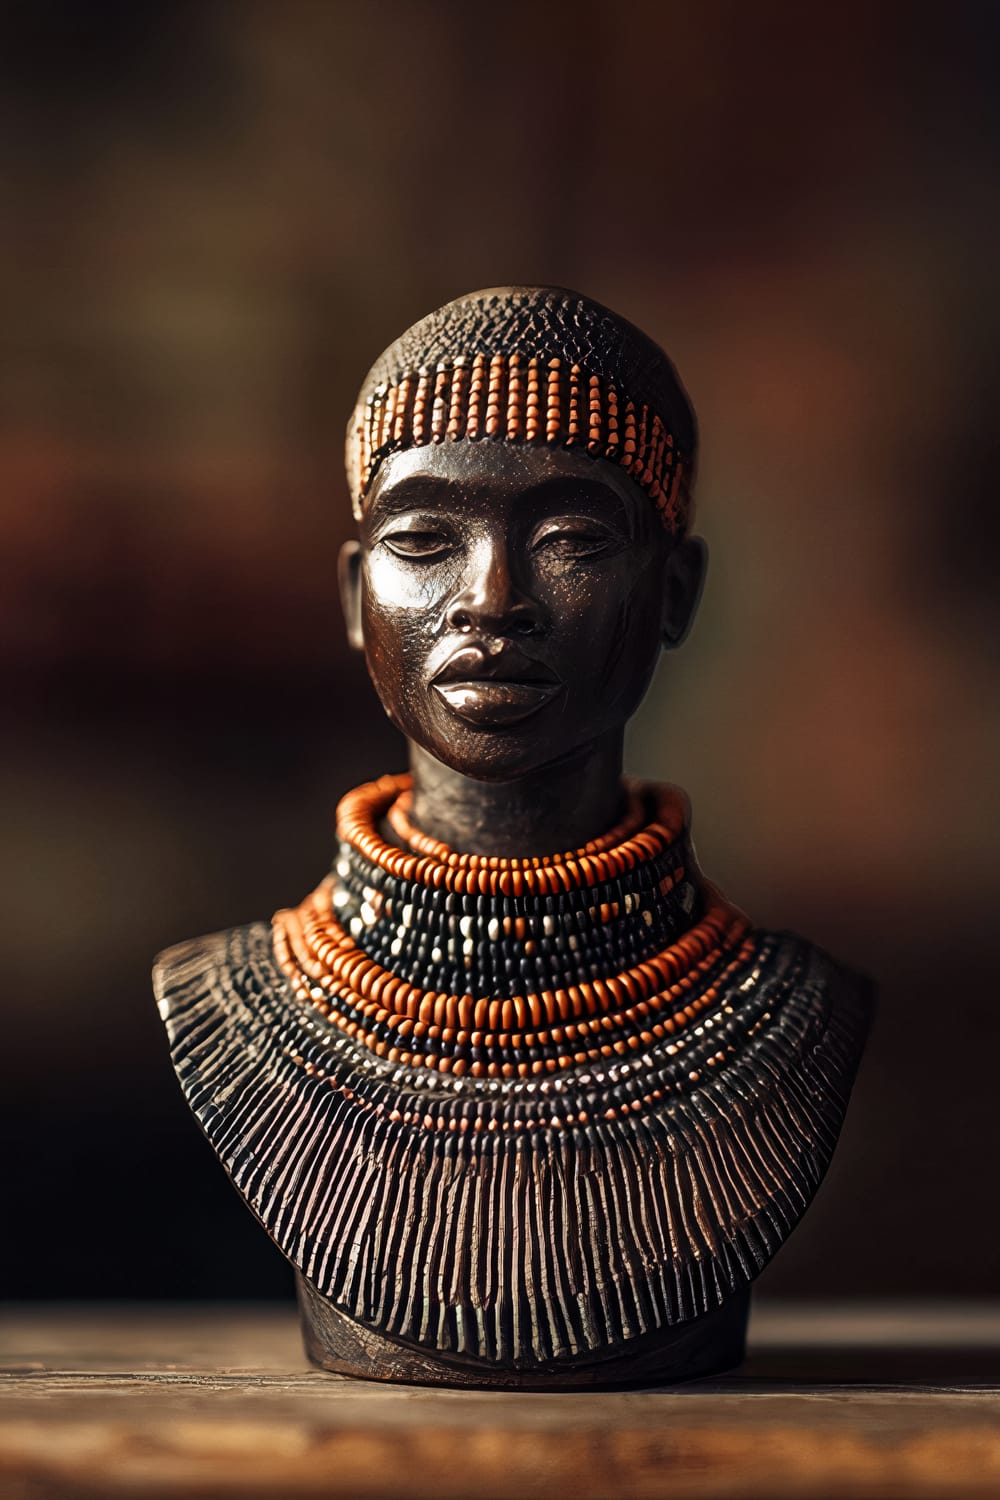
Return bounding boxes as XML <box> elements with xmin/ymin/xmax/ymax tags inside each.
<box><xmin>408</xmin><ymin>736</ymin><xmax>627</xmax><ymax>857</ymax></box>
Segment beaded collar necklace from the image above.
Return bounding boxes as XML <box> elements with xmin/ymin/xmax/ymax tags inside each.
<box><xmin>272</xmin><ymin>774</ymin><xmax>752</xmax><ymax>1082</ymax></box>
<box><xmin>161</xmin><ymin>775</ymin><xmax>868</xmax><ymax>1373</ymax></box>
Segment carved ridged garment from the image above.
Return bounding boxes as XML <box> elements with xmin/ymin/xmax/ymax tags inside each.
<box><xmin>154</xmin><ymin>785</ymin><xmax>870</xmax><ymax>1373</ymax></box>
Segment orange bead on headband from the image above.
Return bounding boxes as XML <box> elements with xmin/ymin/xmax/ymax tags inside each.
<box><xmin>345</xmin><ymin>286</ymin><xmax>698</xmax><ymax>536</ymax></box>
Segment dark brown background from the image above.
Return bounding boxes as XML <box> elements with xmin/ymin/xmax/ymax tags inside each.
<box><xmin>3</xmin><ymin>0</ymin><xmax>997</xmax><ymax>1301</ymax></box>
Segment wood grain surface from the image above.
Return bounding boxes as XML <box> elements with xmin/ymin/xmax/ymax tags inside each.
<box><xmin>2</xmin><ymin>1303</ymin><xmax>998</xmax><ymax>1500</ymax></box>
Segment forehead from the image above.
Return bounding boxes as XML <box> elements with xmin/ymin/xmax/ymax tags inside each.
<box><xmin>363</xmin><ymin>441</ymin><xmax>648</xmax><ymax>523</ymax></box>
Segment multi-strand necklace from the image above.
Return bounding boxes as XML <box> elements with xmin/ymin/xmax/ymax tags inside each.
<box><xmin>272</xmin><ymin>773</ymin><xmax>754</xmax><ymax>1083</ymax></box>
<box><xmin>160</xmin><ymin>771</ymin><xmax>870</xmax><ymax>1369</ymax></box>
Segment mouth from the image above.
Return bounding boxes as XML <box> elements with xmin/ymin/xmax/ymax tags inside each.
<box><xmin>430</xmin><ymin>645</ymin><xmax>562</xmax><ymax>728</ymax></box>
<box><xmin>433</xmin><ymin>678</ymin><xmax>561</xmax><ymax>726</ymax></box>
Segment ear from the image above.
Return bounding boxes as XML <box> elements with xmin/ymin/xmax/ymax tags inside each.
<box><xmin>338</xmin><ymin>539</ymin><xmax>365</xmax><ymax>652</ymax></box>
<box><xmin>661</xmin><ymin>535</ymin><xmax>707</xmax><ymax>650</ymax></box>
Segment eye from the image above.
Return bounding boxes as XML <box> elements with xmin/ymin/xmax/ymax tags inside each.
<box><xmin>381</xmin><ymin>529</ymin><xmax>454</xmax><ymax>560</ymax></box>
<box><xmin>531</xmin><ymin>519</ymin><xmax>623</xmax><ymax>560</ymax></box>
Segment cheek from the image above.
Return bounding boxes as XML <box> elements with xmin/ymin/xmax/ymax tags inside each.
<box><xmin>546</xmin><ymin>558</ymin><xmax>662</xmax><ymax>663</ymax></box>
<box><xmin>360</xmin><ymin>563</ymin><xmax>443</xmax><ymax>730</ymax></box>
<box><xmin>364</xmin><ymin>552</ymin><xmax>443</xmax><ymax>617</ymax></box>
<box><xmin>363</xmin><ymin>555</ymin><xmax>438</xmax><ymax>662</ymax></box>
<box><xmin>537</xmin><ymin>561</ymin><xmax>664</xmax><ymax>732</ymax></box>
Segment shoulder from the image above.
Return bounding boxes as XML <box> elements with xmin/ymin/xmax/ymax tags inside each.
<box><xmin>152</xmin><ymin>921</ymin><xmax>279</xmax><ymax>1038</ymax></box>
<box><xmin>153</xmin><ymin>929</ymin><xmax>230</xmax><ymax>1009</ymax></box>
<box><xmin>734</xmin><ymin>925</ymin><xmax>875</xmax><ymax>1101</ymax></box>
<box><xmin>757</xmin><ymin>926</ymin><xmax>875</xmax><ymax>1024</ymax></box>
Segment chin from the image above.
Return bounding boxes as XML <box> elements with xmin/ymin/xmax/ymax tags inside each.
<box><xmin>416</xmin><ymin>725</ymin><xmax>574</xmax><ymax>783</ymax></box>
<box><xmin>428</xmin><ymin>743</ymin><xmax>551</xmax><ymax>784</ymax></box>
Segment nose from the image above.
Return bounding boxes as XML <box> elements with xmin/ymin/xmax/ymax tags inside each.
<box><xmin>445</xmin><ymin>542</ymin><xmax>546</xmax><ymax>637</ymax></box>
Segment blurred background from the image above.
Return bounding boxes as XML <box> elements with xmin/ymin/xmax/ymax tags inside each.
<box><xmin>3</xmin><ymin>0</ymin><xmax>998</xmax><ymax>1303</ymax></box>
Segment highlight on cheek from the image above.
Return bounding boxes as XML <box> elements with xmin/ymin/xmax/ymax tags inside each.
<box><xmin>364</xmin><ymin>551</ymin><xmax>444</xmax><ymax>612</ymax></box>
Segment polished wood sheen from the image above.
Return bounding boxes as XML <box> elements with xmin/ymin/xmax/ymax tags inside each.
<box><xmin>296</xmin><ymin>1274</ymin><xmax>750</xmax><ymax>1387</ymax></box>
<box><xmin>154</xmin><ymin>286</ymin><xmax>873</xmax><ymax>1386</ymax></box>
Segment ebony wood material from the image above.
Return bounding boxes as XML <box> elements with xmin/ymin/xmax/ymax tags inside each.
<box><xmin>154</xmin><ymin>286</ymin><xmax>873</xmax><ymax>1387</ymax></box>
<box><xmin>3</xmin><ymin>1303</ymin><xmax>999</xmax><ymax>1500</ymax></box>
<box><xmin>155</xmin><ymin>924</ymin><xmax>868</xmax><ymax>1382</ymax></box>
<box><xmin>296</xmin><ymin>1273</ymin><xmax>750</xmax><ymax>1388</ymax></box>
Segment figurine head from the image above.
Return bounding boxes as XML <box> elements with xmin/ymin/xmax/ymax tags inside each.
<box><xmin>339</xmin><ymin>287</ymin><xmax>705</xmax><ymax>782</ymax></box>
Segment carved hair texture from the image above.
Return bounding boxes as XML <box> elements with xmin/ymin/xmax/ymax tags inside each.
<box><xmin>346</xmin><ymin>287</ymin><xmax>698</xmax><ymax>535</ymax></box>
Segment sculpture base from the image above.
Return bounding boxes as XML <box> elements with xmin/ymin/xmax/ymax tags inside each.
<box><xmin>296</xmin><ymin>1272</ymin><xmax>750</xmax><ymax>1389</ymax></box>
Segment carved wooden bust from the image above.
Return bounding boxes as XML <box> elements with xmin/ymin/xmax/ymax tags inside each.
<box><xmin>154</xmin><ymin>286</ymin><xmax>872</xmax><ymax>1387</ymax></box>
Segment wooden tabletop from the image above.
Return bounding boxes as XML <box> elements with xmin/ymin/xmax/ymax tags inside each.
<box><xmin>2</xmin><ymin>1302</ymin><xmax>999</xmax><ymax>1499</ymax></box>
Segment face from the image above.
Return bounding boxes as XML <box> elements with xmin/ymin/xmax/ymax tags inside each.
<box><xmin>340</xmin><ymin>442</ymin><xmax>704</xmax><ymax>782</ymax></box>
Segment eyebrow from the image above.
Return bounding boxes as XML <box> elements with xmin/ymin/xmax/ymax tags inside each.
<box><xmin>365</xmin><ymin>473</ymin><xmax>456</xmax><ymax>514</ymax></box>
<box><xmin>367</xmin><ymin>471</ymin><xmax>631</xmax><ymax>516</ymax></box>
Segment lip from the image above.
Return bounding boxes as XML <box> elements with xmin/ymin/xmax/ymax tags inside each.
<box><xmin>432</xmin><ymin>678</ymin><xmax>561</xmax><ymax>726</ymax></box>
<box><xmin>430</xmin><ymin>644</ymin><xmax>562</xmax><ymax>727</ymax></box>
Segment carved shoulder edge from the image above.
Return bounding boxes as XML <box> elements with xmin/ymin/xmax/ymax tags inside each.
<box><xmin>733</xmin><ymin>928</ymin><xmax>874</xmax><ymax>1086</ymax></box>
<box><xmin>154</xmin><ymin>930</ymin><xmax>226</xmax><ymax>1015</ymax></box>
<box><xmin>796</xmin><ymin>932</ymin><xmax>876</xmax><ymax>1031</ymax></box>
<box><xmin>152</xmin><ymin>923</ymin><xmax>273</xmax><ymax>1023</ymax></box>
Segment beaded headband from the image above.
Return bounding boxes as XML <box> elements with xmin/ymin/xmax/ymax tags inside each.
<box><xmin>345</xmin><ymin>287</ymin><xmax>697</xmax><ymax>536</ymax></box>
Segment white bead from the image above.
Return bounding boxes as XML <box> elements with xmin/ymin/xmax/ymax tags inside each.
<box><xmin>487</xmin><ymin>918</ymin><xmax>500</xmax><ymax>942</ymax></box>
<box><xmin>459</xmin><ymin>916</ymin><xmax>474</xmax><ymax>937</ymax></box>
<box><xmin>543</xmin><ymin>915</ymin><xmax>555</xmax><ymax>935</ymax></box>
<box><xmin>401</xmin><ymin>904</ymin><xmax>414</xmax><ymax>927</ymax></box>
